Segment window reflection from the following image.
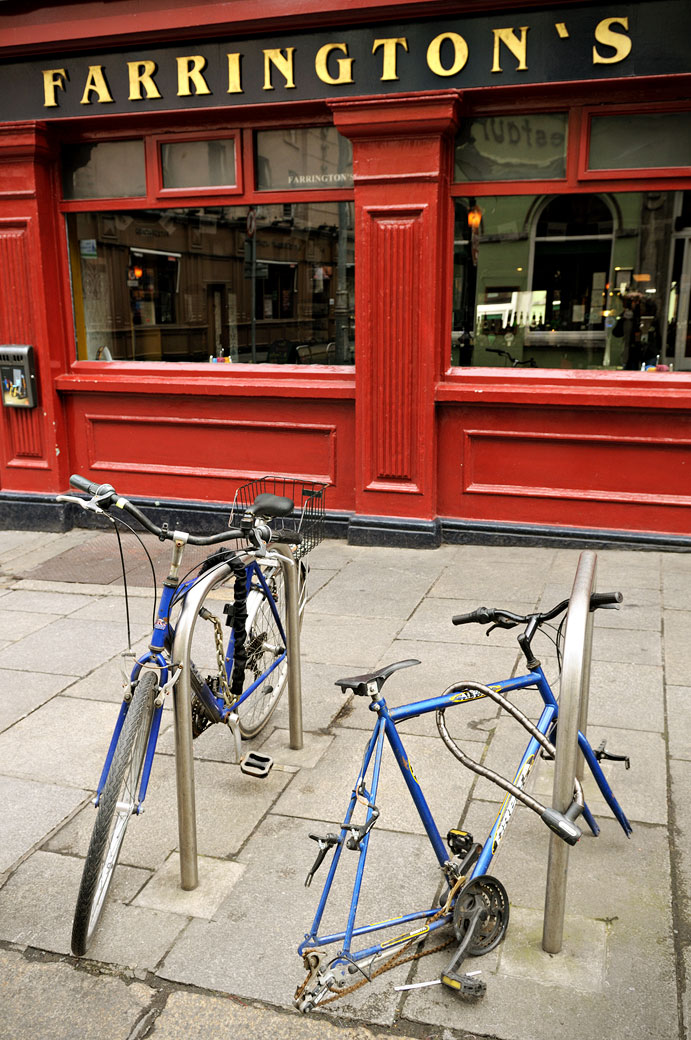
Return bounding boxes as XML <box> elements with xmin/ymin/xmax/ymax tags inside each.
<box><xmin>452</xmin><ymin>191</ymin><xmax>688</xmax><ymax>372</ymax></box>
<box><xmin>67</xmin><ymin>204</ymin><xmax>355</xmax><ymax>365</ymax></box>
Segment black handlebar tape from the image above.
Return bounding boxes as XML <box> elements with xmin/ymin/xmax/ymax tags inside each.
<box><xmin>452</xmin><ymin>607</ymin><xmax>493</xmax><ymax>626</ymax></box>
<box><xmin>590</xmin><ymin>591</ymin><xmax>623</xmax><ymax>609</ymax></box>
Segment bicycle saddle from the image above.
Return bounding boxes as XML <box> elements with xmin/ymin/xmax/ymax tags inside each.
<box><xmin>335</xmin><ymin>659</ymin><xmax>420</xmax><ymax>696</ymax></box>
<box><xmin>245</xmin><ymin>492</ymin><xmax>294</xmax><ymax>519</ymax></box>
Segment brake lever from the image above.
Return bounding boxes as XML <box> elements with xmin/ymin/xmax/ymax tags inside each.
<box><xmin>487</xmin><ymin>620</ymin><xmax>518</xmax><ymax>635</ymax></box>
<box><xmin>56</xmin><ymin>493</ymin><xmax>106</xmax><ymax>515</ymax></box>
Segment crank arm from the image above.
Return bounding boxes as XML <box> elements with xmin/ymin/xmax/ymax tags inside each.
<box><xmin>441</xmin><ymin>904</ymin><xmax>488</xmax><ymax>996</ymax></box>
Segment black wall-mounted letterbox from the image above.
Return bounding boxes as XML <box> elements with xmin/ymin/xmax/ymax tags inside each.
<box><xmin>0</xmin><ymin>345</ymin><xmax>37</xmax><ymax>408</ymax></box>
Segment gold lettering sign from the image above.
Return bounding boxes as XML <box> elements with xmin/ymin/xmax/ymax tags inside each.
<box><xmin>372</xmin><ymin>38</ymin><xmax>408</xmax><ymax>81</ymax></box>
<box><xmin>315</xmin><ymin>43</ymin><xmax>354</xmax><ymax>85</ymax></box>
<box><xmin>426</xmin><ymin>33</ymin><xmax>468</xmax><ymax>77</ymax></box>
<box><xmin>263</xmin><ymin>48</ymin><xmax>296</xmax><ymax>90</ymax></box>
<box><xmin>42</xmin><ymin>68</ymin><xmax>67</xmax><ymax>107</ymax></box>
<box><xmin>227</xmin><ymin>53</ymin><xmax>243</xmax><ymax>94</ymax></box>
<box><xmin>127</xmin><ymin>60</ymin><xmax>162</xmax><ymax>101</ymax></box>
<box><xmin>176</xmin><ymin>55</ymin><xmax>211</xmax><ymax>96</ymax></box>
<box><xmin>593</xmin><ymin>17</ymin><xmax>632</xmax><ymax>64</ymax></box>
<box><xmin>492</xmin><ymin>27</ymin><xmax>530</xmax><ymax>72</ymax></box>
<box><xmin>80</xmin><ymin>65</ymin><xmax>114</xmax><ymax>105</ymax></box>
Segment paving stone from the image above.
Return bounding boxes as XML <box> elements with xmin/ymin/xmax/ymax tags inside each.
<box><xmin>0</xmin><ymin>668</ymin><xmax>75</xmax><ymax>732</ymax></box>
<box><xmin>0</xmin><ymin>588</ymin><xmax>98</xmax><ymax>615</ymax></box>
<box><xmin>0</xmin><ymin>696</ymin><xmax>127</xmax><ymax>787</ymax></box>
<box><xmin>273</xmin><ymin>726</ymin><xmax>476</xmax><ymax>837</ymax></box>
<box><xmin>0</xmin><ymin>948</ymin><xmax>153</xmax><ymax>1040</ymax></box>
<box><xmin>663</xmin><ymin>611</ymin><xmax>691</xmax><ymax>686</ymax></box>
<box><xmin>0</xmin><ymin>850</ymin><xmax>149</xmax><ymax>954</ymax></box>
<box><xmin>149</xmin><ymin>990</ymin><xmax>423</xmax><ymax>1040</ymax></box>
<box><xmin>587</xmin><ymin>659</ymin><xmax>664</xmax><ymax>732</ymax></box>
<box><xmin>307</xmin><ymin>556</ymin><xmax>443</xmax><ymax>620</ymax></box>
<box><xmin>0</xmin><ymin>617</ymin><xmax>136</xmax><ymax>676</ymax></box>
<box><xmin>670</xmin><ymin>759</ymin><xmax>691</xmax><ymax>924</ymax></box>
<box><xmin>498</xmin><ymin>906</ymin><xmax>607</xmax><ymax>991</ymax></box>
<box><xmin>668</xmin><ymin>687</ymin><xmax>691</xmax><ymax>761</ymax></box>
<box><xmin>133</xmin><ymin>852</ymin><xmax>245</xmax><ymax>918</ymax></box>
<box><xmin>158</xmin><ymin>814</ymin><xmax>443</xmax><ymax>1025</ymax></box>
<box><xmin>57</xmin><ymin>638</ymin><xmax>158</xmax><ymax>704</ymax></box>
<box><xmin>254</xmin><ymin>727</ymin><xmax>334</xmax><ymax>769</ymax></box>
<box><xmin>0</xmin><ymin>776</ymin><xmax>89</xmax><ymax>874</ymax></box>
<box><xmin>299</xmin><ymin>612</ymin><xmax>403</xmax><ymax>667</ymax></box>
<box><xmin>398</xmin><ymin>597</ymin><xmax>537</xmax><ymax>649</ymax></box>
<box><xmin>48</xmin><ymin>753</ymin><xmax>291</xmax><ymax>869</ymax></box>
<box><xmin>0</xmin><ymin>607</ymin><xmax>60</xmax><ymax>642</ymax></box>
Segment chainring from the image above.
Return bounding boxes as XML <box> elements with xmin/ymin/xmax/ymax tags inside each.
<box><xmin>452</xmin><ymin>875</ymin><xmax>510</xmax><ymax>956</ymax></box>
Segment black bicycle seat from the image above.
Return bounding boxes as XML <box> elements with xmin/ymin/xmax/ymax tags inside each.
<box><xmin>335</xmin><ymin>659</ymin><xmax>420</xmax><ymax>696</ymax></box>
<box><xmin>245</xmin><ymin>493</ymin><xmax>294</xmax><ymax>519</ymax></box>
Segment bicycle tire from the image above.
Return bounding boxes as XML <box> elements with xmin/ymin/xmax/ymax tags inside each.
<box><xmin>236</xmin><ymin>564</ymin><xmax>289</xmax><ymax>738</ymax></box>
<box><xmin>71</xmin><ymin>670</ymin><xmax>157</xmax><ymax>956</ymax></box>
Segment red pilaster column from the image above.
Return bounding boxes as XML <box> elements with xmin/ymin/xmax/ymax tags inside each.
<box><xmin>330</xmin><ymin>92</ymin><xmax>460</xmax><ymax>544</ymax></box>
<box><xmin>0</xmin><ymin>122</ymin><xmax>69</xmax><ymax>495</ymax></box>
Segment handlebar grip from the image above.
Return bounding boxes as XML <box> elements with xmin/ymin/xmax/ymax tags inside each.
<box><xmin>452</xmin><ymin>607</ymin><xmax>493</xmax><ymax>626</ymax></box>
<box><xmin>590</xmin><ymin>591</ymin><xmax>623</xmax><ymax>609</ymax></box>
<box><xmin>69</xmin><ymin>474</ymin><xmax>116</xmax><ymax>499</ymax></box>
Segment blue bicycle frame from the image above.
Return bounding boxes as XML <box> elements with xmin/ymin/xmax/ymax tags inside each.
<box><xmin>299</xmin><ymin>663</ymin><xmax>631</xmax><ymax>968</ymax></box>
<box><xmin>93</xmin><ymin>556</ymin><xmax>286</xmax><ymax>810</ymax></box>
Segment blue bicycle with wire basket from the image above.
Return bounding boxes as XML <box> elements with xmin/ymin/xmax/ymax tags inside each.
<box><xmin>295</xmin><ymin>591</ymin><xmax>632</xmax><ymax>1012</ymax></box>
<box><xmin>58</xmin><ymin>473</ymin><xmax>325</xmax><ymax>957</ymax></box>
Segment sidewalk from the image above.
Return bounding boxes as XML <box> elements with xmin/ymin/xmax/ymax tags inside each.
<box><xmin>0</xmin><ymin>527</ymin><xmax>688</xmax><ymax>1040</ymax></box>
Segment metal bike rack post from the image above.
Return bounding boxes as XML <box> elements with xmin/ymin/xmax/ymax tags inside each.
<box><xmin>542</xmin><ymin>549</ymin><xmax>597</xmax><ymax>954</ymax></box>
<box><xmin>273</xmin><ymin>544</ymin><xmax>304</xmax><ymax>751</ymax></box>
<box><xmin>171</xmin><ymin>560</ymin><xmax>234</xmax><ymax>891</ymax></box>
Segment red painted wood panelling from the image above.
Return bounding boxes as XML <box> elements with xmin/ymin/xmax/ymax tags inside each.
<box><xmin>364</xmin><ymin>207</ymin><xmax>423</xmax><ymax>491</ymax></box>
<box><xmin>437</xmin><ymin>402</ymin><xmax>691</xmax><ymax>535</ymax></box>
<box><xmin>0</xmin><ymin>220</ymin><xmax>45</xmax><ymax>467</ymax></box>
<box><xmin>63</xmin><ymin>392</ymin><xmax>355</xmax><ymax>510</ymax></box>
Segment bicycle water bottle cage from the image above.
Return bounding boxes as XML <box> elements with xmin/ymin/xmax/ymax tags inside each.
<box><xmin>334</xmin><ymin>659</ymin><xmax>420</xmax><ymax>697</ymax></box>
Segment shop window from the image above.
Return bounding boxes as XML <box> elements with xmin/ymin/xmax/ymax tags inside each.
<box><xmin>161</xmin><ymin>138</ymin><xmax>236</xmax><ymax>189</ymax></box>
<box><xmin>451</xmin><ymin>191</ymin><xmax>687</xmax><ymax>372</ymax></box>
<box><xmin>454</xmin><ymin>114</ymin><xmax>567</xmax><ymax>182</ymax></box>
<box><xmin>66</xmin><ymin>203</ymin><xmax>355</xmax><ymax>365</ymax></box>
<box><xmin>589</xmin><ymin>112</ymin><xmax>691</xmax><ymax>171</ymax></box>
<box><xmin>62</xmin><ymin>141</ymin><xmax>146</xmax><ymax>199</ymax></box>
<box><xmin>255</xmin><ymin>127</ymin><xmax>353</xmax><ymax>190</ymax></box>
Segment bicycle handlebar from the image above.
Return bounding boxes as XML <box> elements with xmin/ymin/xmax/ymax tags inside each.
<box><xmin>66</xmin><ymin>474</ymin><xmax>299</xmax><ymax>549</ymax></box>
<box><xmin>451</xmin><ymin>591</ymin><xmax>622</xmax><ymax>630</ymax></box>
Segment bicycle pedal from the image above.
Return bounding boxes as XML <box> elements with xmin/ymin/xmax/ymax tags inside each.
<box><xmin>440</xmin><ymin>969</ymin><xmax>486</xmax><ymax>998</ymax></box>
<box><xmin>240</xmin><ymin>751</ymin><xmax>274</xmax><ymax>778</ymax></box>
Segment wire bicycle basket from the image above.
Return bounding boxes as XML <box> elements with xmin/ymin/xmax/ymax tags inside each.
<box><xmin>230</xmin><ymin>477</ymin><xmax>327</xmax><ymax>559</ymax></box>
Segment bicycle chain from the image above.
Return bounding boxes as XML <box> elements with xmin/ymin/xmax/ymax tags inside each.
<box><xmin>296</xmin><ymin>876</ymin><xmax>465</xmax><ymax>1007</ymax></box>
<box><xmin>209</xmin><ymin>612</ymin><xmax>234</xmax><ymax>706</ymax></box>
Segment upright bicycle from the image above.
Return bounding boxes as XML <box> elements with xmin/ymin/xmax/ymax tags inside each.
<box><xmin>295</xmin><ymin>591</ymin><xmax>631</xmax><ymax>1011</ymax></box>
<box><xmin>58</xmin><ymin>473</ymin><xmax>325</xmax><ymax>956</ymax></box>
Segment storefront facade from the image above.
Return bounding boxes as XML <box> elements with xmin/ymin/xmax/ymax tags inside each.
<box><xmin>1</xmin><ymin>0</ymin><xmax>690</xmax><ymax>546</ymax></box>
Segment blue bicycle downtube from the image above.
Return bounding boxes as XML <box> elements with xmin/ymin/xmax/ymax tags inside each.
<box><xmin>343</xmin><ymin>718</ymin><xmax>387</xmax><ymax>954</ymax></box>
<box><xmin>473</xmin><ymin>703</ymin><xmax>557</xmax><ymax>878</ymax></box>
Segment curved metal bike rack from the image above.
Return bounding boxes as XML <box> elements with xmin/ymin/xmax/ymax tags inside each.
<box><xmin>542</xmin><ymin>549</ymin><xmax>597</xmax><ymax>954</ymax></box>
<box><xmin>170</xmin><ymin>549</ymin><xmax>304</xmax><ymax>891</ymax></box>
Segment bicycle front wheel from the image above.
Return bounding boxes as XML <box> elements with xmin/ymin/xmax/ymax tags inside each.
<box><xmin>71</xmin><ymin>670</ymin><xmax>157</xmax><ymax>956</ymax></box>
<box><xmin>236</xmin><ymin>564</ymin><xmax>289</xmax><ymax>738</ymax></box>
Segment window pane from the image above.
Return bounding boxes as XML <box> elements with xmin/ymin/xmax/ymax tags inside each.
<box><xmin>62</xmin><ymin>141</ymin><xmax>146</xmax><ymax>199</ymax></box>
<box><xmin>161</xmin><ymin>139</ymin><xmax>236</xmax><ymax>188</ymax></box>
<box><xmin>67</xmin><ymin>204</ymin><xmax>354</xmax><ymax>365</ymax></box>
<box><xmin>256</xmin><ymin>127</ymin><xmax>353</xmax><ymax>190</ymax></box>
<box><xmin>589</xmin><ymin>113</ymin><xmax>691</xmax><ymax>170</ymax></box>
<box><xmin>452</xmin><ymin>192</ymin><xmax>687</xmax><ymax>372</ymax></box>
<box><xmin>454</xmin><ymin>114</ymin><xmax>567</xmax><ymax>182</ymax></box>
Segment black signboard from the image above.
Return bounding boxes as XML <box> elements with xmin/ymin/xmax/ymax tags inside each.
<box><xmin>0</xmin><ymin>0</ymin><xmax>688</xmax><ymax>122</ymax></box>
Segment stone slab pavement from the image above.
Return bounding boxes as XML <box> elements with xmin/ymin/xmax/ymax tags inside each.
<box><xmin>0</xmin><ymin>525</ymin><xmax>688</xmax><ymax>1040</ymax></box>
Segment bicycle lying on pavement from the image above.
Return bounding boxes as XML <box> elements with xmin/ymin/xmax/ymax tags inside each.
<box><xmin>295</xmin><ymin>592</ymin><xmax>631</xmax><ymax>1012</ymax></box>
<box><xmin>58</xmin><ymin>473</ymin><xmax>325</xmax><ymax>957</ymax></box>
